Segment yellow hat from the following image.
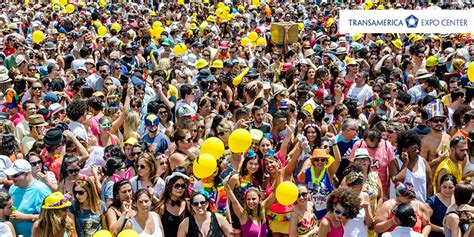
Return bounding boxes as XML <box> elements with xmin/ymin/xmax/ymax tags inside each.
<box><xmin>375</xmin><ymin>39</ymin><xmax>385</xmax><ymax>45</ymax></box>
<box><xmin>207</xmin><ymin>15</ymin><xmax>217</xmax><ymax>23</ymax></box>
<box><xmin>211</xmin><ymin>60</ymin><xmax>224</xmax><ymax>68</ymax></box>
<box><xmin>312</xmin><ymin>149</ymin><xmax>330</xmax><ymax>158</ymax></box>
<box><xmin>150</xmin><ymin>11</ymin><xmax>157</xmax><ymax>17</ymax></box>
<box><xmin>408</xmin><ymin>33</ymin><xmax>416</xmax><ymax>41</ymax></box>
<box><xmin>353</xmin><ymin>33</ymin><xmax>363</xmax><ymax>42</ymax></box>
<box><xmin>189</xmin><ymin>23</ymin><xmax>198</xmax><ymax>30</ymax></box>
<box><xmin>377</xmin><ymin>5</ymin><xmax>385</xmax><ymax>10</ymax></box>
<box><xmin>195</xmin><ymin>58</ymin><xmax>209</xmax><ymax>69</ymax></box>
<box><xmin>426</xmin><ymin>56</ymin><xmax>438</xmax><ymax>67</ymax></box>
<box><xmin>391</xmin><ymin>39</ymin><xmax>403</xmax><ymax>49</ymax></box>
<box><xmin>42</xmin><ymin>192</ymin><xmax>71</xmax><ymax>210</ymax></box>
<box><xmin>413</xmin><ymin>34</ymin><xmax>423</xmax><ymax>42</ymax></box>
<box><xmin>124</xmin><ymin>137</ymin><xmax>138</xmax><ymax>146</ymax></box>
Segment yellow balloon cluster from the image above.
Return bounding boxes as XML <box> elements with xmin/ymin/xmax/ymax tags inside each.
<box><xmin>110</xmin><ymin>23</ymin><xmax>121</xmax><ymax>33</ymax></box>
<box><xmin>98</xmin><ymin>26</ymin><xmax>107</xmax><ymax>36</ymax></box>
<box><xmin>65</xmin><ymin>4</ymin><xmax>74</xmax><ymax>14</ymax></box>
<box><xmin>276</xmin><ymin>181</ymin><xmax>298</xmax><ymax>205</ymax></box>
<box><xmin>215</xmin><ymin>2</ymin><xmax>232</xmax><ymax>23</ymax></box>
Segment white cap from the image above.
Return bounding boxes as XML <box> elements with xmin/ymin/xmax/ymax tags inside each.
<box><xmin>4</xmin><ymin>159</ymin><xmax>32</xmax><ymax>176</ymax></box>
<box><xmin>354</xmin><ymin>148</ymin><xmax>371</xmax><ymax>160</ymax></box>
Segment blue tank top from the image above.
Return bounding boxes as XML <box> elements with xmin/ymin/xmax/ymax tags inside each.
<box><xmin>304</xmin><ymin>167</ymin><xmax>333</xmax><ymax>220</ymax></box>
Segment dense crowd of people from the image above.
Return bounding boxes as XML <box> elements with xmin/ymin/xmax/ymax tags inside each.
<box><xmin>0</xmin><ymin>0</ymin><xmax>473</xmax><ymax>237</ymax></box>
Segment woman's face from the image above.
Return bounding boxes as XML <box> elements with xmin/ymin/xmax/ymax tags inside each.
<box><xmin>115</xmin><ymin>163</ymin><xmax>127</xmax><ymax>178</ymax></box>
<box><xmin>217</xmin><ymin>129</ymin><xmax>231</xmax><ymax>143</ymax></box>
<box><xmin>74</xmin><ymin>186</ymin><xmax>88</xmax><ymax>203</ymax></box>
<box><xmin>305</xmin><ymin>127</ymin><xmax>318</xmax><ymax>142</ymax></box>
<box><xmin>158</xmin><ymin>108</ymin><xmax>169</xmax><ymax>122</ymax></box>
<box><xmin>338</xmin><ymin>109</ymin><xmax>348</xmax><ymax>122</ymax></box>
<box><xmin>1</xmin><ymin>198</ymin><xmax>13</xmax><ymax>216</ymax></box>
<box><xmin>319</xmin><ymin>140</ymin><xmax>331</xmax><ymax>154</ymax></box>
<box><xmin>440</xmin><ymin>180</ymin><xmax>455</xmax><ymax>197</ymax></box>
<box><xmin>200</xmin><ymin>100</ymin><xmax>211</xmax><ymax>115</ymax></box>
<box><xmin>119</xmin><ymin>184</ymin><xmax>133</xmax><ymax>203</ymax></box>
<box><xmin>67</xmin><ymin>161</ymin><xmax>81</xmax><ymax>179</ymax></box>
<box><xmin>333</xmin><ymin>203</ymin><xmax>348</xmax><ymax>221</ymax></box>
<box><xmin>136</xmin><ymin>193</ymin><xmax>151</xmax><ymax>211</ymax></box>
<box><xmin>264</xmin><ymin>157</ymin><xmax>279</xmax><ymax>175</ymax></box>
<box><xmin>191</xmin><ymin>194</ymin><xmax>208</xmax><ymax>215</ymax></box>
<box><xmin>349</xmin><ymin>183</ymin><xmax>363</xmax><ymax>192</ymax></box>
<box><xmin>307</xmin><ymin>69</ymin><xmax>316</xmax><ymax>78</ymax></box>
<box><xmin>245</xmin><ymin>190</ymin><xmax>260</xmax><ymax>210</ymax></box>
<box><xmin>297</xmin><ymin>186</ymin><xmax>309</xmax><ymax>204</ymax></box>
<box><xmin>259</xmin><ymin>138</ymin><xmax>272</xmax><ymax>154</ymax></box>
<box><xmin>137</xmin><ymin>159</ymin><xmax>150</xmax><ymax>177</ymax></box>
<box><xmin>29</xmin><ymin>155</ymin><xmax>43</xmax><ymax>175</ymax></box>
<box><xmin>180</xmin><ymin>134</ymin><xmax>193</xmax><ymax>150</ymax></box>
<box><xmin>405</xmin><ymin>144</ymin><xmax>420</xmax><ymax>159</ymax></box>
<box><xmin>246</xmin><ymin>158</ymin><xmax>259</xmax><ymax>174</ymax></box>
<box><xmin>196</xmin><ymin>121</ymin><xmax>206</xmax><ymax>135</ymax></box>
<box><xmin>353</xmin><ymin>158</ymin><xmax>370</xmax><ymax>171</ymax></box>
<box><xmin>171</xmin><ymin>178</ymin><xmax>187</xmax><ymax>198</ymax></box>
<box><xmin>311</xmin><ymin>156</ymin><xmax>328</xmax><ymax>168</ymax></box>
<box><xmin>31</xmin><ymin>82</ymin><xmax>43</xmax><ymax>96</ymax></box>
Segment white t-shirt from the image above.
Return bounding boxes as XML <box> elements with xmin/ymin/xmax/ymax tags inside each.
<box><xmin>347</xmin><ymin>84</ymin><xmax>373</xmax><ymax>106</ymax></box>
<box><xmin>130</xmin><ymin>176</ymin><xmax>165</xmax><ymax>198</ymax></box>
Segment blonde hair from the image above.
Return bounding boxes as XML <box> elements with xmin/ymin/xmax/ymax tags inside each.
<box><xmin>37</xmin><ymin>207</ymin><xmax>67</xmax><ymax>237</ymax></box>
<box><xmin>123</xmin><ymin>111</ymin><xmax>139</xmax><ymax>140</ymax></box>
<box><xmin>158</xmin><ymin>58</ymin><xmax>171</xmax><ymax>71</ymax></box>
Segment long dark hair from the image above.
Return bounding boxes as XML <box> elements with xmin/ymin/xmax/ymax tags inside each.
<box><xmin>394</xmin><ymin>203</ymin><xmax>417</xmax><ymax>227</ymax></box>
<box><xmin>59</xmin><ymin>155</ymin><xmax>80</xmax><ymax>182</ymax></box>
<box><xmin>25</xmin><ymin>152</ymin><xmax>46</xmax><ymax>173</ymax></box>
<box><xmin>239</xmin><ymin>156</ymin><xmax>263</xmax><ymax>185</ymax></box>
<box><xmin>110</xmin><ymin>180</ymin><xmax>132</xmax><ymax>209</ymax></box>
<box><xmin>159</xmin><ymin>175</ymin><xmax>189</xmax><ymax>210</ymax></box>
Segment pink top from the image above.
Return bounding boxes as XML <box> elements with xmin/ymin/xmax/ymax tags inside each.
<box><xmin>241</xmin><ymin>219</ymin><xmax>268</xmax><ymax>237</ymax></box>
<box><xmin>9</xmin><ymin>112</ymin><xmax>24</xmax><ymax>126</ymax></box>
<box><xmin>349</xmin><ymin>139</ymin><xmax>394</xmax><ymax>194</ymax></box>
<box><xmin>321</xmin><ymin>216</ymin><xmax>344</xmax><ymax>237</ymax></box>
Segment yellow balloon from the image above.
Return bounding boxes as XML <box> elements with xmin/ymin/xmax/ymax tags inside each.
<box><xmin>233</xmin><ymin>67</ymin><xmax>250</xmax><ymax>86</ymax></box>
<box><xmin>468</xmin><ymin>62</ymin><xmax>474</xmax><ymax>82</ymax></box>
<box><xmin>32</xmin><ymin>30</ymin><xmax>45</xmax><ymax>44</ymax></box>
<box><xmin>217</xmin><ymin>2</ymin><xmax>225</xmax><ymax>9</ymax></box>
<box><xmin>224</xmin><ymin>6</ymin><xmax>230</xmax><ymax>13</ymax></box>
<box><xmin>58</xmin><ymin>0</ymin><xmax>67</xmax><ymax>6</ymax></box>
<box><xmin>152</xmin><ymin>21</ymin><xmax>162</xmax><ymax>30</ymax></box>
<box><xmin>110</xmin><ymin>23</ymin><xmax>121</xmax><ymax>33</ymax></box>
<box><xmin>276</xmin><ymin>181</ymin><xmax>298</xmax><ymax>205</ymax></box>
<box><xmin>173</xmin><ymin>43</ymin><xmax>187</xmax><ymax>56</ymax></box>
<box><xmin>93</xmin><ymin>230</ymin><xmax>113</xmax><ymax>237</ymax></box>
<box><xmin>193</xmin><ymin>154</ymin><xmax>217</xmax><ymax>179</ymax></box>
<box><xmin>65</xmin><ymin>4</ymin><xmax>74</xmax><ymax>14</ymax></box>
<box><xmin>117</xmin><ymin>229</ymin><xmax>139</xmax><ymax>237</ymax></box>
<box><xmin>228</xmin><ymin>129</ymin><xmax>252</xmax><ymax>153</ymax></box>
<box><xmin>155</xmin><ymin>27</ymin><xmax>164</xmax><ymax>36</ymax></box>
<box><xmin>252</xmin><ymin>0</ymin><xmax>259</xmax><ymax>8</ymax></box>
<box><xmin>178</xmin><ymin>0</ymin><xmax>184</xmax><ymax>4</ymax></box>
<box><xmin>98</xmin><ymin>26</ymin><xmax>107</xmax><ymax>36</ymax></box>
<box><xmin>200</xmin><ymin>137</ymin><xmax>225</xmax><ymax>160</ymax></box>
<box><xmin>99</xmin><ymin>0</ymin><xmax>106</xmax><ymax>8</ymax></box>
<box><xmin>298</xmin><ymin>23</ymin><xmax>304</xmax><ymax>31</ymax></box>
<box><xmin>364</xmin><ymin>0</ymin><xmax>373</xmax><ymax>10</ymax></box>
<box><xmin>51</xmin><ymin>0</ymin><xmax>59</xmax><ymax>5</ymax></box>
<box><xmin>249</xmin><ymin>31</ymin><xmax>258</xmax><ymax>42</ymax></box>
<box><xmin>256</xmin><ymin>37</ymin><xmax>266</xmax><ymax>46</ymax></box>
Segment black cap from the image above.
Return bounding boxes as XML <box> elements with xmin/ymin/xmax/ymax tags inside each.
<box><xmin>44</xmin><ymin>128</ymin><xmax>64</xmax><ymax>147</ymax></box>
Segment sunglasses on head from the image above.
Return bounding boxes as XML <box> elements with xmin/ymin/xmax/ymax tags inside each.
<box><xmin>145</xmin><ymin>118</ymin><xmax>159</xmax><ymax>127</ymax></box>
<box><xmin>173</xmin><ymin>183</ymin><xmax>187</xmax><ymax>190</ymax></box>
<box><xmin>191</xmin><ymin>201</ymin><xmax>207</xmax><ymax>207</ymax></box>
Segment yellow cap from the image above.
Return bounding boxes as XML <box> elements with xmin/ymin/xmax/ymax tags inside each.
<box><xmin>426</xmin><ymin>56</ymin><xmax>438</xmax><ymax>67</ymax></box>
<box><xmin>211</xmin><ymin>60</ymin><xmax>224</xmax><ymax>68</ymax></box>
<box><xmin>195</xmin><ymin>58</ymin><xmax>209</xmax><ymax>69</ymax></box>
<box><xmin>353</xmin><ymin>33</ymin><xmax>363</xmax><ymax>42</ymax></box>
<box><xmin>124</xmin><ymin>137</ymin><xmax>138</xmax><ymax>146</ymax></box>
<box><xmin>391</xmin><ymin>39</ymin><xmax>403</xmax><ymax>49</ymax></box>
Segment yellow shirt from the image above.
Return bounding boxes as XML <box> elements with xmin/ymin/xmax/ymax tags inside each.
<box><xmin>433</xmin><ymin>158</ymin><xmax>462</xmax><ymax>193</ymax></box>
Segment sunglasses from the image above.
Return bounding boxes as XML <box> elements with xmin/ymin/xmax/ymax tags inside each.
<box><xmin>132</xmin><ymin>152</ymin><xmax>141</xmax><ymax>157</ymax></box>
<box><xmin>311</xmin><ymin>158</ymin><xmax>328</xmax><ymax>163</ymax></box>
<box><xmin>431</xmin><ymin>117</ymin><xmax>446</xmax><ymax>123</ymax></box>
<box><xmin>395</xmin><ymin>102</ymin><xmax>405</xmax><ymax>107</ymax></box>
<box><xmin>67</xmin><ymin>168</ymin><xmax>80</xmax><ymax>175</ymax></box>
<box><xmin>382</xmin><ymin>97</ymin><xmax>392</xmax><ymax>101</ymax></box>
<box><xmin>30</xmin><ymin>160</ymin><xmax>42</xmax><ymax>167</ymax></box>
<box><xmin>11</xmin><ymin>172</ymin><xmax>25</xmax><ymax>178</ymax></box>
<box><xmin>145</xmin><ymin>118</ymin><xmax>159</xmax><ymax>127</ymax></box>
<box><xmin>131</xmin><ymin>104</ymin><xmax>142</xmax><ymax>108</ymax></box>
<box><xmin>298</xmin><ymin>192</ymin><xmax>309</xmax><ymax>198</ymax></box>
<box><xmin>159</xmin><ymin>111</ymin><xmax>168</xmax><ymax>115</ymax></box>
<box><xmin>74</xmin><ymin>190</ymin><xmax>86</xmax><ymax>196</ymax></box>
<box><xmin>137</xmin><ymin>165</ymin><xmax>146</xmax><ymax>169</ymax></box>
<box><xmin>334</xmin><ymin>206</ymin><xmax>349</xmax><ymax>217</ymax></box>
<box><xmin>198</xmin><ymin>125</ymin><xmax>205</xmax><ymax>130</ymax></box>
<box><xmin>173</xmin><ymin>183</ymin><xmax>187</xmax><ymax>190</ymax></box>
<box><xmin>191</xmin><ymin>201</ymin><xmax>207</xmax><ymax>207</ymax></box>
<box><xmin>32</xmin><ymin>86</ymin><xmax>42</xmax><ymax>90</ymax></box>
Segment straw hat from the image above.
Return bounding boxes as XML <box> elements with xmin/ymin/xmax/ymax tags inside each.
<box><xmin>42</xmin><ymin>192</ymin><xmax>72</xmax><ymax>209</ymax></box>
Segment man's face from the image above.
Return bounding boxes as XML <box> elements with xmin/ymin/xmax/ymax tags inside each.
<box><xmin>24</xmin><ymin>103</ymin><xmax>37</xmax><ymax>117</ymax></box>
<box><xmin>355</xmin><ymin>73</ymin><xmax>366</xmax><ymax>84</ymax></box>
<box><xmin>452</xmin><ymin>140</ymin><xmax>468</xmax><ymax>161</ymax></box>
<box><xmin>253</xmin><ymin>109</ymin><xmax>264</xmax><ymax>124</ymax></box>
<box><xmin>98</xmin><ymin>65</ymin><xmax>109</xmax><ymax>79</ymax></box>
<box><xmin>429</xmin><ymin>117</ymin><xmax>446</xmax><ymax>131</ymax></box>
<box><xmin>449</xmin><ymin>82</ymin><xmax>460</xmax><ymax>92</ymax></box>
<box><xmin>365</xmin><ymin>138</ymin><xmax>381</xmax><ymax>148</ymax></box>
